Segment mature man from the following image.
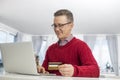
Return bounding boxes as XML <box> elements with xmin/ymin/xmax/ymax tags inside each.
<box><xmin>38</xmin><ymin>9</ymin><xmax>99</xmax><ymax>77</ymax></box>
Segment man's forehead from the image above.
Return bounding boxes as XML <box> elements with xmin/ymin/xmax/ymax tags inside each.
<box><xmin>54</xmin><ymin>16</ymin><xmax>68</xmax><ymax>23</ymax></box>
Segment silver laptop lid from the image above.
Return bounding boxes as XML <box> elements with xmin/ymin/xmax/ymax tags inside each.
<box><xmin>0</xmin><ymin>42</ymin><xmax>38</xmax><ymax>75</ymax></box>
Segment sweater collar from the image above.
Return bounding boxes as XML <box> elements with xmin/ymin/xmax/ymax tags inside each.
<box><xmin>58</xmin><ymin>34</ymin><xmax>74</xmax><ymax>46</ymax></box>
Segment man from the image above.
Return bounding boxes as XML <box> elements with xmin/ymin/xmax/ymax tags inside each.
<box><xmin>38</xmin><ymin>9</ymin><xmax>99</xmax><ymax>77</ymax></box>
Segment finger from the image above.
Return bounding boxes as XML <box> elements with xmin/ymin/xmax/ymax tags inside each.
<box><xmin>64</xmin><ymin>64</ymin><xmax>73</xmax><ymax>68</ymax></box>
<box><xmin>37</xmin><ymin>66</ymin><xmax>41</xmax><ymax>73</ymax></box>
<box><xmin>63</xmin><ymin>72</ymin><xmax>70</xmax><ymax>77</ymax></box>
<box><xmin>59</xmin><ymin>70</ymin><xmax>71</xmax><ymax>77</ymax></box>
<box><xmin>37</xmin><ymin>66</ymin><xmax>46</xmax><ymax>73</ymax></box>
<box><xmin>38</xmin><ymin>69</ymin><xmax>41</xmax><ymax>73</ymax></box>
<box><xmin>45</xmin><ymin>71</ymin><xmax>49</xmax><ymax>74</ymax></box>
<box><xmin>59</xmin><ymin>70</ymin><xmax>65</xmax><ymax>76</ymax></box>
<box><xmin>58</xmin><ymin>64</ymin><xmax>65</xmax><ymax>68</ymax></box>
<box><xmin>58</xmin><ymin>64</ymin><xmax>69</xmax><ymax>71</ymax></box>
<box><xmin>59</xmin><ymin>66</ymin><xmax>73</xmax><ymax>72</ymax></box>
<box><xmin>60</xmin><ymin>68</ymin><xmax>69</xmax><ymax>72</ymax></box>
<box><xmin>59</xmin><ymin>68</ymin><xmax>69</xmax><ymax>74</ymax></box>
<box><xmin>59</xmin><ymin>64</ymin><xmax>72</xmax><ymax>68</ymax></box>
<box><xmin>41</xmin><ymin>67</ymin><xmax>46</xmax><ymax>73</ymax></box>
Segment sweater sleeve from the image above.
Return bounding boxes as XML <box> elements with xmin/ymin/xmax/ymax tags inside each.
<box><xmin>73</xmin><ymin>42</ymin><xmax>100</xmax><ymax>77</ymax></box>
<box><xmin>42</xmin><ymin>49</ymin><xmax>49</xmax><ymax>71</ymax></box>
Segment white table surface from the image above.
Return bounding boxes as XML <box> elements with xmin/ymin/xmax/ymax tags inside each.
<box><xmin>0</xmin><ymin>72</ymin><xmax>120</xmax><ymax>80</ymax></box>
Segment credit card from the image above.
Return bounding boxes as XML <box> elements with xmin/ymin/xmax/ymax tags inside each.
<box><xmin>48</xmin><ymin>62</ymin><xmax>62</xmax><ymax>70</ymax></box>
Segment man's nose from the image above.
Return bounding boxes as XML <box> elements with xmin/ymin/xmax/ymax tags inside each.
<box><xmin>54</xmin><ymin>26</ymin><xmax>60</xmax><ymax>31</ymax></box>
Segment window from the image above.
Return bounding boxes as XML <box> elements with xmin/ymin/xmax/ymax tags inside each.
<box><xmin>74</xmin><ymin>34</ymin><xmax>84</xmax><ymax>41</ymax></box>
<box><xmin>0</xmin><ymin>31</ymin><xmax>7</xmax><ymax>43</ymax></box>
<box><xmin>39</xmin><ymin>40</ymin><xmax>47</xmax><ymax>65</ymax></box>
<box><xmin>92</xmin><ymin>36</ymin><xmax>113</xmax><ymax>74</ymax></box>
<box><xmin>0</xmin><ymin>31</ymin><xmax>15</xmax><ymax>43</ymax></box>
<box><xmin>7</xmin><ymin>33</ymin><xmax>15</xmax><ymax>42</ymax></box>
<box><xmin>0</xmin><ymin>30</ymin><xmax>15</xmax><ymax>65</ymax></box>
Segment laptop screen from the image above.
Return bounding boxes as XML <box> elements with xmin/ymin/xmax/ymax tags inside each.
<box><xmin>0</xmin><ymin>42</ymin><xmax>38</xmax><ymax>75</ymax></box>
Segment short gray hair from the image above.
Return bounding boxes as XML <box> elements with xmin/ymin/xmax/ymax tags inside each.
<box><xmin>54</xmin><ymin>9</ymin><xmax>74</xmax><ymax>22</ymax></box>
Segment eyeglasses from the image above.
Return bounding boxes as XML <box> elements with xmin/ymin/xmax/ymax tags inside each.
<box><xmin>51</xmin><ymin>22</ymin><xmax>71</xmax><ymax>29</ymax></box>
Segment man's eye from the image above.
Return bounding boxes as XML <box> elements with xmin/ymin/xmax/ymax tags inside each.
<box><xmin>54</xmin><ymin>24</ymin><xmax>57</xmax><ymax>27</ymax></box>
<box><xmin>58</xmin><ymin>24</ymin><xmax>64</xmax><ymax>27</ymax></box>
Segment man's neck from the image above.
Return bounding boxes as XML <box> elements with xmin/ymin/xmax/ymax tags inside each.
<box><xmin>58</xmin><ymin>34</ymin><xmax>73</xmax><ymax>46</ymax></box>
<box><xmin>59</xmin><ymin>34</ymin><xmax>71</xmax><ymax>41</ymax></box>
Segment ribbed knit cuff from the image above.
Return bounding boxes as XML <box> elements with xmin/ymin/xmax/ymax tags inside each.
<box><xmin>72</xmin><ymin>65</ymin><xmax>78</xmax><ymax>77</ymax></box>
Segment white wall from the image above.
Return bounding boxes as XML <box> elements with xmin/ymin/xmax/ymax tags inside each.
<box><xmin>22</xmin><ymin>33</ymin><xmax>32</xmax><ymax>42</ymax></box>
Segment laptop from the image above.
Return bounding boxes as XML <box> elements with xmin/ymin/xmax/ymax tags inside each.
<box><xmin>0</xmin><ymin>42</ymin><xmax>55</xmax><ymax>76</ymax></box>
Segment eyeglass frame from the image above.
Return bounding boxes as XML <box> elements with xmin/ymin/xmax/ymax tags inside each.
<box><xmin>51</xmin><ymin>22</ymin><xmax>71</xmax><ymax>29</ymax></box>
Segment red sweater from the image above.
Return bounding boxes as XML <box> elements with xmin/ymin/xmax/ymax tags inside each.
<box><xmin>42</xmin><ymin>37</ymin><xmax>100</xmax><ymax>77</ymax></box>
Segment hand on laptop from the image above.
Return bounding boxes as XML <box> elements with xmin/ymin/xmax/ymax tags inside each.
<box><xmin>37</xmin><ymin>66</ymin><xmax>49</xmax><ymax>74</ymax></box>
